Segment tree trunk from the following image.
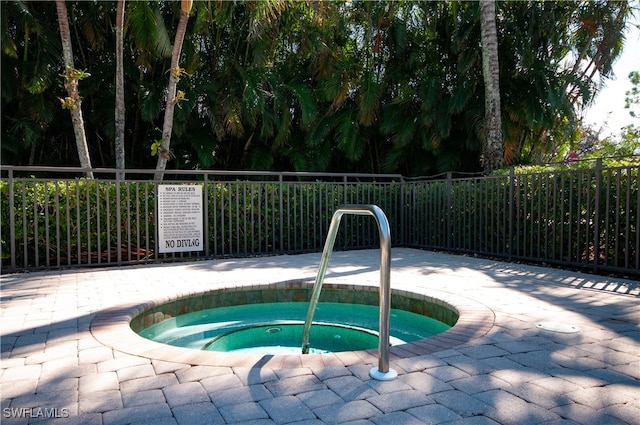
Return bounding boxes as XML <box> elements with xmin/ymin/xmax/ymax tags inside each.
<box><xmin>479</xmin><ymin>0</ymin><xmax>504</xmax><ymax>173</ymax></box>
<box><xmin>55</xmin><ymin>0</ymin><xmax>94</xmax><ymax>179</ymax></box>
<box><xmin>114</xmin><ymin>0</ymin><xmax>126</xmax><ymax>179</ymax></box>
<box><xmin>154</xmin><ymin>1</ymin><xmax>192</xmax><ymax>181</ymax></box>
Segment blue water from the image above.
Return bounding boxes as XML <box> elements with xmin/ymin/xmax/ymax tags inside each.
<box><xmin>138</xmin><ymin>302</ymin><xmax>451</xmax><ymax>354</ymax></box>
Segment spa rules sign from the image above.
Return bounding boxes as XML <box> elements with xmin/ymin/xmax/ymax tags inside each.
<box><xmin>157</xmin><ymin>185</ymin><xmax>204</xmax><ymax>253</ymax></box>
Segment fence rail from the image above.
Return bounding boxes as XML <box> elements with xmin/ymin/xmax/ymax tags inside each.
<box><xmin>1</xmin><ymin>164</ymin><xmax>638</xmax><ymax>277</ymax></box>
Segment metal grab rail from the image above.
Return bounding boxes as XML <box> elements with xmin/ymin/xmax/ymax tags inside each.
<box><xmin>301</xmin><ymin>205</ymin><xmax>398</xmax><ymax>381</ymax></box>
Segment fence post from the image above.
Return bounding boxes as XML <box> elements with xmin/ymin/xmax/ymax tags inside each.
<box><xmin>116</xmin><ymin>171</ymin><xmax>123</xmax><ymax>265</ymax></box>
<box><xmin>279</xmin><ymin>173</ymin><xmax>284</xmax><ymax>252</ymax></box>
<box><xmin>508</xmin><ymin>167</ymin><xmax>515</xmax><ymax>260</ymax></box>
<box><xmin>8</xmin><ymin>169</ymin><xmax>16</xmax><ymax>271</ymax></box>
<box><xmin>343</xmin><ymin>175</ymin><xmax>348</xmax><ymax>247</ymax></box>
<box><xmin>446</xmin><ymin>172</ymin><xmax>452</xmax><ymax>249</ymax></box>
<box><xmin>399</xmin><ymin>176</ymin><xmax>405</xmax><ymax>245</ymax></box>
<box><xmin>593</xmin><ymin>158</ymin><xmax>602</xmax><ymax>273</ymax></box>
<box><xmin>204</xmin><ymin>174</ymin><xmax>209</xmax><ymax>258</ymax></box>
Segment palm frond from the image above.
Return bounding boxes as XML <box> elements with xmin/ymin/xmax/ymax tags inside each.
<box><xmin>285</xmin><ymin>82</ymin><xmax>316</xmax><ymax>128</ymax></box>
<box><xmin>336</xmin><ymin>109</ymin><xmax>364</xmax><ymax>161</ymax></box>
<box><xmin>358</xmin><ymin>69</ymin><xmax>379</xmax><ymax>127</ymax></box>
<box><xmin>127</xmin><ymin>2</ymin><xmax>172</xmax><ymax>59</ymax></box>
<box><xmin>307</xmin><ymin>115</ymin><xmax>333</xmax><ymax>147</ymax></box>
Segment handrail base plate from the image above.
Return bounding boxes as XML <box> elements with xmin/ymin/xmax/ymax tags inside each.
<box><xmin>369</xmin><ymin>367</ymin><xmax>398</xmax><ymax>381</ymax></box>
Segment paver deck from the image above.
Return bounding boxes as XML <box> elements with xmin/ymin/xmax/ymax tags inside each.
<box><xmin>1</xmin><ymin>248</ymin><xmax>638</xmax><ymax>425</ymax></box>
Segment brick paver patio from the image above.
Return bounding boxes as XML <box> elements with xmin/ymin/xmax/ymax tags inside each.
<box><xmin>1</xmin><ymin>248</ymin><xmax>638</xmax><ymax>424</ymax></box>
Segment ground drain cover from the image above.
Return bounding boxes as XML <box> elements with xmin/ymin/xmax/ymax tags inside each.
<box><xmin>536</xmin><ymin>322</ymin><xmax>580</xmax><ymax>334</ymax></box>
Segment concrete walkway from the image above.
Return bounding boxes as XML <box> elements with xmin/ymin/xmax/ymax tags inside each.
<box><xmin>1</xmin><ymin>248</ymin><xmax>638</xmax><ymax>425</ymax></box>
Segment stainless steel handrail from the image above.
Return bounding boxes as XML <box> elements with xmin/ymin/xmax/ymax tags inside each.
<box><xmin>301</xmin><ymin>205</ymin><xmax>397</xmax><ymax>381</ymax></box>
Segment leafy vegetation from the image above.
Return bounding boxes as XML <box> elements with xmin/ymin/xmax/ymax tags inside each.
<box><xmin>2</xmin><ymin>0</ymin><xmax>635</xmax><ymax>176</ymax></box>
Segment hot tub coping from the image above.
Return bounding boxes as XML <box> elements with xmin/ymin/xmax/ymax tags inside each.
<box><xmin>91</xmin><ymin>279</ymin><xmax>494</xmax><ymax>368</ymax></box>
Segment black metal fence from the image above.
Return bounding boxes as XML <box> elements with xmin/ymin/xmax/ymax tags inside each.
<box><xmin>403</xmin><ymin>163</ymin><xmax>639</xmax><ymax>276</ymax></box>
<box><xmin>1</xmin><ymin>163</ymin><xmax>638</xmax><ymax>277</ymax></box>
<box><xmin>0</xmin><ymin>167</ymin><xmax>404</xmax><ymax>271</ymax></box>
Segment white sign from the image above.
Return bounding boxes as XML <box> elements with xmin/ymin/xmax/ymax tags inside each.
<box><xmin>157</xmin><ymin>185</ymin><xmax>204</xmax><ymax>253</ymax></box>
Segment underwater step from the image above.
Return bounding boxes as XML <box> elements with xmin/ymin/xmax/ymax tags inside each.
<box><xmin>202</xmin><ymin>322</ymin><xmax>382</xmax><ymax>354</ymax></box>
<box><xmin>137</xmin><ymin>302</ymin><xmax>451</xmax><ymax>355</ymax></box>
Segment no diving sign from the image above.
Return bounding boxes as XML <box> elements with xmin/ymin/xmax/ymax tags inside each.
<box><xmin>157</xmin><ymin>185</ymin><xmax>204</xmax><ymax>253</ymax></box>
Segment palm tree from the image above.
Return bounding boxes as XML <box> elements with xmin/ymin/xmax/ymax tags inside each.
<box><xmin>3</xmin><ymin>0</ymin><xmax>632</xmax><ymax>174</ymax></box>
<box><xmin>496</xmin><ymin>1</ymin><xmax>631</xmax><ymax>165</ymax></box>
<box><xmin>114</xmin><ymin>0</ymin><xmax>125</xmax><ymax>178</ymax></box>
<box><xmin>154</xmin><ymin>0</ymin><xmax>193</xmax><ymax>181</ymax></box>
<box><xmin>479</xmin><ymin>0</ymin><xmax>503</xmax><ymax>173</ymax></box>
<box><xmin>567</xmin><ymin>1</ymin><xmax>629</xmax><ymax>106</ymax></box>
<box><xmin>55</xmin><ymin>0</ymin><xmax>94</xmax><ymax>178</ymax></box>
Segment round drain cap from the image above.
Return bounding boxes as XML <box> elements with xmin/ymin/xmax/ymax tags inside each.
<box><xmin>536</xmin><ymin>322</ymin><xmax>580</xmax><ymax>334</ymax></box>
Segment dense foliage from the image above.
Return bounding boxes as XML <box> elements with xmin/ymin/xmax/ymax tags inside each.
<box><xmin>2</xmin><ymin>164</ymin><xmax>637</xmax><ymax>276</ymax></box>
<box><xmin>1</xmin><ymin>0</ymin><xmax>634</xmax><ymax>176</ymax></box>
